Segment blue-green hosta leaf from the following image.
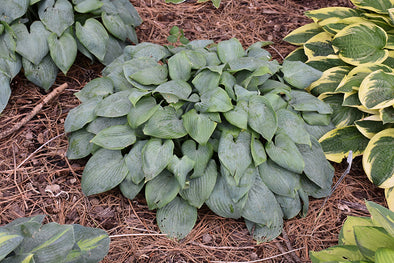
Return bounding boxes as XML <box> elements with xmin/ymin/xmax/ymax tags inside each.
<box><xmin>64</xmin><ymin>224</ymin><xmax>110</xmax><ymax>263</ymax></box>
<box><xmin>91</xmin><ymin>125</ymin><xmax>136</xmax><ymax>150</ymax></box>
<box><xmin>221</xmin><ymin>165</ymin><xmax>258</xmax><ymax>203</ymax></box>
<box><xmin>64</xmin><ymin>98</ymin><xmax>99</xmax><ymax>133</ymax></box>
<box><xmin>218</xmin><ymin>131</ymin><xmax>252</xmax><ymax>184</ymax></box>
<box><xmin>180</xmin><ymin>160</ymin><xmax>217</xmax><ymax>208</ymax></box>
<box><xmin>167</xmin><ymin>155</ymin><xmax>195</xmax><ymax>188</ymax></box>
<box><xmin>128</xmin><ymin>63</ymin><xmax>168</xmax><ymax>86</ymax></box>
<box><xmin>0</xmin><ymin>253</ymin><xmax>35</xmax><ymax>263</ymax></box>
<box><xmin>195</xmin><ymin>87</ymin><xmax>233</xmax><ymax>113</ymax></box>
<box><xmin>217</xmin><ymin>38</ymin><xmax>245</xmax><ymax>63</ymax></box>
<box><xmin>289</xmin><ymin>90</ymin><xmax>333</xmax><ymax>114</ymax></box>
<box><xmin>127</xmin><ymin>96</ymin><xmax>159</xmax><ymax>129</ymax></box>
<box><xmin>251</xmin><ymin>135</ymin><xmax>266</xmax><ymax>167</ymax></box>
<box><xmin>0</xmin><ymin>26</ymin><xmax>16</xmax><ymax>61</ymax></box>
<box><xmin>95</xmin><ymin>90</ymin><xmax>132</xmax><ymax>117</ymax></box>
<box><xmin>351</xmin><ymin>0</ymin><xmax>394</xmax><ymax>14</ymax></box>
<box><xmin>205</xmin><ymin>174</ymin><xmax>247</xmax><ymax>219</ymax></box>
<box><xmin>309</xmin><ymin>245</ymin><xmax>367</xmax><ymax>263</ymax></box>
<box><xmin>245</xmin><ymin>219</ymin><xmax>283</xmax><ymax>243</ymax></box>
<box><xmin>154</xmin><ymin>80</ymin><xmax>192</xmax><ymax>103</ymax></box>
<box><xmin>66</xmin><ymin>129</ymin><xmax>95</xmax><ymax>160</ymax></box>
<box><xmin>301</xmin><ymin>174</ymin><xmax>331</xmax><ymax>199</ymax></box>
<box><xmin>248</xmin><ymin>95</ymin><xmax>278</xmax><ymax>141</ymax></box>
<box><xmin>366</xmin><ymin>201</ymin><xmax>394</xmax><ymax>237</ymax></box>
<box><xmin>0</xmin><ymin>231</ymin><xmax>23</xmax><ymax>261</ymax></box>
<box><xmin>359</xmin><ymin>70</ymin><xmax>394</xmax><ymax>110</ymax></box>
<box><xmin>0</xmin><ymin>73</ymin><xmax>11</xmax><ymax>114</ymax></box>
<box><xmin>142</xmin><ymin>139</ymin><xmax>174</xmax><ymax>181</ymax></box>
<box><xmin>128</xmin><ymin>89</ymin><xmax>150</xmax><ymax>106</ymax></box>
<box><xmin>181</xmin><ymin>140</ymin><xmax>214</xmax><ymax>179</ymax></box>
<box><xmin>282</xmin><ymin>60</ymin><xmax>322</xmax><ymax>90</ymax></box>
<box><xmin>184</xmin><ymin>50</ymin><xmax>206</xmax><ymax>69</ymax></box>
<box><xmin>354</xmin><ymin>226</ymin><xmax>394</xmax><ymax>261</ymax></box>
<box><xmin>145</xmin><ymin>170</ymin><xmax>180</xmax><ymax>210</ymax></box>
<box><xmin>234</xmin><ymin>85</ymin><xmax>259</xmax><ymax>101</ymax></box>
<box><xmin>246</xmin><ymin>41</ymin><xmax>273</xmax><ymax>59</ymax></box>
<box><xmin>363</xmin><ymin>129</ymin><xmax>394</xmax><ymax>188</ymax></box>
<box><xmin>48</xmin><ymin>32</ymin><xmax>77</xmax><ymax>75</ymax></box>
<box><xmin>86</xmin><ymin>116</ymin><xmax>127</xmax><ymax>134</ymax></box>
<box><xmin>157</xmin><ymin>196</ymin><xmax>197</xmax><ymax>240</ymax></box>
<box><xmin>168</xmin><ymin>51</ymin><xmax>192</xmax><ymax>81</ymax></box>
<box><xmin>182</xmin><ymin>109</ymin><xmax>217</xmax><ymax>145</ymax></box>
<box><xmin>304</xmin><ymin>122</ymin><xmax>335</xmax><ymax>140</ymax></box>
<box><xmin>223</xmin><ymin>100</ymin><xmax>249</xmax><ymax>130</ymax></box>
<box><xmin>302</xmin><ymin>112</ymin><xmax>331</xmax><ymax>126</ymax></box>
<box><xmin>0</xmin><ymin>56</ymin><xmax>22</xmax><ymax>79</ymax></box>
<box><xmin>297</xmin><ymin>136</ymin><xmax>334</xmax><ymax>189</ymax></box>
<box><xmin>76</xmin><ymin>19</ymin><xmax>109</xmax><ymax>61</ymax></box>
<box><xmin>81</xmin><ymin>149</ymin><xmax>128</xmax><ymax>196</ymax></box>
<box><xmin>111</xmin><ymin>0</ymin><xmax>142</xmax><ymax>27</ymax></box>
<box><xmin>277</xmin><ymin>108</ymin><xmax>311</xmax><ymax>146</ymax></box>
<box><xmin>319</xmin><ymin>125</ymin><xmax>370</xmax><ymax>163</ymax></box>
<box><xmin>333</xmin><ymin>23</ymin><xmax>388</xmax><ymax>66</ymax></box>
<box><xmin>192</xmin><ymin>69</ymin><xmax>221</xmax><ymax>94</ymax></box>
<box><xmin>0</xmin><ymin>0</ymin><xmax>29</xmax><ymax>24</ymax></box>
<box><xmin>75</xmin><ymin>77</ymin><xmax>114</xmax><ymax>102</ymax></box>
<box><xmin>38</xmin><ymin>0</ymin><xmax>74</xmax><ymax>36</ymax></box>
<box><xmin>119</xmin><ymin>176</ymin><xmax>144</xmax><ymax>200</ymax></box>
<box><xmin>22</xmin><ymin>55</ymin><xmax>58</xmax><ymax>90</ymax></box>
<box><xmin>123</xmin><ymin>141</ymin><xmax>147</xmax><ymax>185</ymax></box>
<box><xmin>12</xmin><ymin>22</ymin><xmax>51</xmax><ymax>65</ymax></box>
<box><xmin>258</xmin><ymin>159</ymin><xmax>301</xmax><ymax>198</ymax></box>
<box><xmin>265</xmin><ymin>133</ymin><xmax>305</xmax><ymax>174</ymax></box>
<box><xmin>126</xmin><ymin>43</ymin><xmax>171</xmax><ymax>62</ymax></box>
<box><xmin>275</xmin><ymin>194</ymin><xmax>302</xmax><ymax>219</ymax></box>
<box><xmin>102</xmin><ymin>13</ymin><xmax>135</xmax><ymax>43</ymax></box>
<box><xmin>143</xmin><ymin>106</ymin><xmax>187</xmax><ymax>139</ymax></box>
<box><xmin>99</xmin><ymin>35</ymin><xmax>126</xmax><ymax>66</ymax></box>
<box><xmin>16</xmin><ymin>222</ymin><xmax>74</xmax><ymax>262</ymax></box>
<box><xmin>74</xmin><ymin>0</ymin><xmax>103</xmax><ymax>13</ymax></box>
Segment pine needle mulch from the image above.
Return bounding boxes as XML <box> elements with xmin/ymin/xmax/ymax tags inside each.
<box><xmin>0</xmin><ymin>0</ymin><xmax>385</xmax><ymax>262</ymax></box>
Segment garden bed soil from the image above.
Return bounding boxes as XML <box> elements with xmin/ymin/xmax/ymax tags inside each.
<box><xmin>0</xmin><ymin>0</ymin><xmax>386</xmax><ymax>262</ymax></box>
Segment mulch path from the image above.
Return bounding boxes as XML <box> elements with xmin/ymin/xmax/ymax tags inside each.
<box><xmin>0</xmin><ymin>0</ymin><xmax>386</xmax><ymax>262</ymax></box>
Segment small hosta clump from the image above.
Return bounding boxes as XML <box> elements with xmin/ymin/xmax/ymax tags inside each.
<box><xmin>65</xmin><ymin>38</ymin><xmax>335</xmax><ymax>241</ymax></box>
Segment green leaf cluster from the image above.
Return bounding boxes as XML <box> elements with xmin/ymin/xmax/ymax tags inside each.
<box><xmin>310</xmin><ymin>201</ymin><xmax>394</xmax><ymax>263</ymax></box>
<box><xmin>0</xmin><ymin>0</ymin><xmax>142</xmax><ymax>113</ymax></box>
<box><xmin>284</xmin><ymin>0</ymin><xmax>394</xmax><ymax>201</ymax></box>
<box><xmin>165</xmin><ymin>0</ymin><xmax>221</xmax><ymax>9</ymax></box>
<box><xmin>65</xmin><ymin>38</ymin><xmax>335</xmax><ymax>241</ymax></box>
<box><xmin>0</xmin><ymin>215</ymin><xmax>109</xmax><ymax>263</ymax></box>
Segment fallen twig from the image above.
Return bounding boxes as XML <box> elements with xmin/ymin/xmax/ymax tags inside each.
<box><xmin>282</xmin><ymin>229</ymin><xmax>302</xmax><ymax>263</ymax></box>
<box><xmin>0</xmin><ymin>83</ymin><xmax>68</xmax><ymax>140</ymax></box>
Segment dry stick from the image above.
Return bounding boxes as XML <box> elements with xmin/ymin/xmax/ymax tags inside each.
<box><xmin>0</xmin><ymin>83</ymin><xmax>68</xmax><ymax>140</ymax></box>
<box><xmin>190</xmin><ymin>241</ymin><xmax>255</xmax><ymax>250</ymax></box>
<box><xmin>274</xmin><ymin>242</ymin><xmax>295</xmax><ymax>263</ymax></box>
<box><xmin>12</xmin><ymin>144</ymin><xmax>28</xmax><ymax>210</ymax></box>
<box><xmin>281</xmin><ymin>229</ymin><xmax>302</xmax><ymax>263</ymax></box>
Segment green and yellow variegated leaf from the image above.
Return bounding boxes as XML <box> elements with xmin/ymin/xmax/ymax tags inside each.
<box><xmin>304</xmin><ymin>32</ymin><xmax>335</xmax><ymax>60</ymax></box>
<box><xmin>355</xmin><ymin>116</ymin><xmax>393</xmax><ymax>139</ymax></box>
<box><xmin>305</xmin><ymin>7</ymin><xmax>362</xmax><ymax>22</ymax></box>
<box><xmin>343</xmin><ymin>91</ymin><xmax>362</xmax><ymax>108</ymax></box>
<box><xmin>142</xmin><ymin>139</ymin><xmax>174</xmax><ymax>181</ymax></box>
<box><xmin>319</xmin><ymin>125</ymin><xmax>370</xmax><ymax>162</ymax></box>
<box><xmin>145</xmin><ymin>170</ymin><xmax>180</xmax><ymax>210</ymax></box>
<box><xmin>309</xmin><ymin>245</ymin><xmax>366</xmax><ymax>263</ymax></box>
<box><xmin>283</xmin><ymin>23</ymin><xmax>324</xmax><ymax>45</ymax></box>
<box><xmin>284</xmin><ymin>47</ymin><xmax>308</xmax><ymax>62</ymax></box>
<box><xmin>363</xmin><ymin>128</ymin><xmax>394</xmax><ymax>188</ymax></box>
<box><xmin>365</xmin><ymin>201</ymin><xmax>394</xmax><ymax>236</ymax></box>
<box><xmin>0</xmin><ymin>231</ymin><xmax>23</xmax><ymax>261</ymax></box>
<box><xmin>319</xmin><ymin>17</ymin><xmax>369</xmax><ymax>35</ymax></box>
<box><xmin>351</xmin><ymin>0</ymin><xmax>394</xmax><ymax>14</ymax></box>
<box><xmin>91</xmin><ymin>125</ymin><xmax>136</xmax><ymax>150</ymax></box>
<box><xmin>385</xmin><ymin>187</ymin><xmax>394</xmax><ymax>211</ymax></box>
<box><xmin>359</xmin><ymin>70</ymin><xmax>394</xmax><ymax>110</ymax></box>
<box><xmin>333</xmin><ymin>23</ymin><xmax>389</xmax><ymax>66</ymax></box>
<box><xmin>354</xmin><ymin>226</ymin><xmax>394</xmax><ymax>261</ymax></box>
<box><xmin>376</xmin><ymin>248</ymin><xmax>394</xmax><ymax>263</ymax></box>
<box><xmin>306</xmin><ymin>54</ymin><xmax>349</xmax><ymax>72</ymax></box>
<box><xmin>308</xmin><ymin>66</ymin><xmax>351</xmax><ymax>96</ymax></box>
<box><xmin>380</xmin><ymin>106</ymin><xmax>394</xmax><ymax>124</ymax></box>
<box><xmin>338</xmin><ymin>216</ymin><xmax>374</xmax><ymax>246</ymax></box>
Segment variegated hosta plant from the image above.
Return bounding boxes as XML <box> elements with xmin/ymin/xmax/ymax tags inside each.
<box><xmin>0</xmin><ymin>0</ymin><xmax>142</xmax><ymax>113</ymax></box>
<box><xmin>65</xmin><ymin>38</ymin><xmax>335</xmax><ymax>241</ymax></box>
<box><xmin>284</xmin><ymin>0</ymin><xmax>394</xmax><ymax>206</ymax></box>
<box><xmin>0</xmin><ymin>215</ymin><xmax>110</xmax><ymax>263</ymax></box>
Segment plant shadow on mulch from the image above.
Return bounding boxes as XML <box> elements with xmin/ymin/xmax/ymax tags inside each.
<box><xmin>0</xmin><ymin>0</ymin><xmax>386</xmax><ymax>262</ymax></box>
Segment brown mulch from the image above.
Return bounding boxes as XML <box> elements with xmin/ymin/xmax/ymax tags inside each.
<box><xmin>0</xmin><ymin>0</ymin><xmax>386</xmax><ymax>262</ymax></box>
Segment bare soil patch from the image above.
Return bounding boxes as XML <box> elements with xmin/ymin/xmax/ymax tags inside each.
<box><xmin>0</xmin><ymin>0</ymin><xmax>386</xmax><ymax>262</ymax></box>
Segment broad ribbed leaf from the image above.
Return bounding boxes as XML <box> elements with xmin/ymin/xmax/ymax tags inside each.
<box><xmin>157</xmin><ymin>196</ymin><xmax>197</xmax><ymax>240</ymax></box>
<box><xmin>91</xmin><ymin>125</ymin><xmax>136</xmax><ymax>150</ymax></box>
<box><xmin>0</xmin><ymin>56</ymin><xmax>22</xmax><ymax>79</ymax></box>
<box><xmin>0</xmin><ymin>231</ymin><xmax>23</xmax><ymax>261</ymax></box>
<box><xmin>99</xmin><ymin>35</ymin><xmax>126</xmax><ymax>66</ymax></box>
<box><xmin>0</xmin><ymin>73</ymin><xmax>11</xmax><ymax>113</ymax></box>
<box><xmin>1</xmin><ymin>215</ymin><xmax>45</xmax><ymax>237</ymax></box>
<box><xmin>1</xmin><ymin>253</ymin><xmax>34</xmax><ymax>263</ymax></box>
<box><xmin>75</xmin><ymin>77</ymin><xmax>114</xmax><ymax>102</ymax></box>
<box><xmin>143</xmin><ymin>106</ymin><xmax>187</xmax><ymax>139</ymax></box>
<box><xmin>95</xmin><ymin>90</ymin><xmax>132</xmax><ymax>117</ymax></box>
<box><xmin>168</xmin><ymin>51</ymin><xmax>192</xmax><ymax>81</ymax></box>
<box><xmin>102</xmin><ymin>13</ymin><xmax>134</xmax><ymax>42</ymax></box>
<box><xmin>142</xmin><ymin>139</ymin><xmax>174</xmax><ymax>181</ymax></box>
<box><xmin>333</xmin><ymin>23</ymin><xmax>388</xmax><ymax>65</ymax></box>
<box><xmin>309</xmin><ymin>66</ymin><xmax>351</xmax><ymax>96</ymax></box>
<box><xmin>381</xmin><ymin>106</ymin><xmax>394</xmax><ymax>124</ymax></box>
<box><xmin>366</xmin><ymin>201</ymin><xmax>394</xmax><ymax>237</ymax></box>
<box><xmin>66</xmin><ymin>129</ymin><xmax>95</xmax><ymax>160</ymax></box>
<box><xmin>76</xmin><ymin>19</ymin><xmax>109</xmax><ymax>61</ymax></box>
<box><xmin>0</xmin><ymin>0</ymin><xmax>29</xmax><ymax>24</ymax></box>
<box><xmin>111</xmin><ymin>0</ymin><xmax>142</xmax><ymax>26</ymax></box>
<box><xmin>275</xmin><ymin>194</ymin><xmax>302</xmax><ymax>219</ymax></box>
<box><xmin>376</xmin><ymin>248</ymin><xmax>394</xmax><ymax>263</ymax></box>
<box><xmin>154</xmin><ymin>80</ymin><xmax>192</xmax><ymax>103</ymax></box>
<box><xmin>48</xmin><ymin>32</ymin><xmax>77</xmax><ymax>75</ymax></box>
<box><xmin>265</xmin><ymin>133</ymin><xmax>305</xmax><ymax>174</ymax></box>
<box><xmin>127</xmin><ymin>96</ymin><xmax>159</xmax><ymax>128</ymax></box>
<box><xmin>74</xmin><ymin>0</ymin><xmax>103</xmax><ymax>13</ymax></box>
<box><xmin>81</xmin><ymin>149</ymin><xmax>128</xmax><ymax>196</ymax></box>
<box><xmin>128</xmin><ymin>43</ymin><xmax>171</xmax><ymax>61</ymax></box>
<box><xmin>282</xmin><ymin>60</ymin><xmax>322</xmax><ymax>90</ymax></box>
<box><xmin>167</xmin><ymin>155</ymin><xmax>195</xmax><ymax>188</ymax></box>
<box><xmin>182</xmin><ymin>109</ymin><xmax>217</xmax><ymax>145</ymax></box>
<box><xmin>123</xmin><ymin>141</ymin><xmax>147</xmax><ymax>184</ymax></box>
<box><xmin>181</xmin><ymin>140</ymin><xmax>213</xmax><ymax>179</ymax></box>
<box><xmin>304</xmin><ymin>32</ymin><xmax>335</xmax><ymax>60</ymax></box>
<box><xmin>277</xmin><ymin>108</ymin><xmax>311</xmax><ymax>146</ymax></box>
<box><xmin>309</xmin><ymin>245</ymin><xmax>366</xmax><ymax>263</ymax></box>
<box><xmin>195</xmin><ymin>87</ymin><xmax>233</xmax><ymax>113</ymax></box>
<box><xmin>289</xmin><ymin>90</ymin><xmax>333</xmax><ymax>114</ymax></box>
<box><xmin>251</xmin><ymin>135</ymin><xmax>266</xmax><ymax>167</ymax></box>
<box><xmin>119</xmin><ymin>177</ymin><xmax>144</xmax><ymax>201</ymax></box>
<box><xmin>355</xmin><ymin>117</ymin><xmax>392</xmax><ymax>139</ymax></box>
<box><xmin>363</xmin><ymin>129</ymin><xmax>394</xmax><ymax>188</ymax></box>
<box><xmin>38</xmin><ymin>0</ymin><xmax>74</xmax><ymax>36</ymax></box>
<box><xmin>86</xmin><ymin>116</ymin><xmax>127</xmax><ymax>134</ymax></box>
<box><xmin>192</xmin><ymin>69</ymin><xmax>220</xmax><ymax>93</ymax></box>
<box><xmin>22</xmin><ymin>55</ymin><xmax>58</xmax><ymax>90</ymax></box>
<box><xmin>245</xmin><ymin>220</ymin><xmax>283</xmax><ymax>243</ymax></box>
<box><xmin>0</xmin><ymin>27</ymin><xmax>16</xmax><ymax>61</ymax></box>
<box><xmin>359</xmin><ymin>70</ymin><xmax>394</xmax><ymax>110</ymax></box>
<box><xmin>338</xmin><ymin>216</ymin><xmax>374</xmax><ymax>245</ymax></box>
<box><xmin>306</xmin><ymin>54</ymin><xmax>349</xmax><ymax>72</ymax></box>
<box><xmin>283</xmin><ymin>23</ymin><xmax>324</xmax><ymax>45</ymax></box>
<box><xmin>128</xmin><ymin>89</ymin><xmax>150</xmax><ymax>106</ymax></box>
<box><xmin>129</xmin><ymin>64</ymin><xmax>168</xmax><ymax>86</ymax></box>
<box><xmin>354</xmin><ymin>226</ymin><xmax>394</xmax><ymax>261</ymax></box>
<box><xmin>223</xmin><ymin>100</ymin><xmax>249</xmax><ymax>130</ymax></box>
<box><xmin>248</xmin><ymin>95</ymin><xmax>278</xmax><ymax>141</ymax></box>
<box><xmin>217</xmin><ymin>38</ymin><xmax>245</xmax><ymax>63</ymax></box>
<box><xmin>180</xmin><ymin>160</ymin><xmax>217</xmax><ymax>208</ymax></box>
<box><xmin>351</xmin><ymin>0</ymin><xmax>394</xmax><ymax>14</ymax></box>
<box><xmin>222</xmin><ymin>165</ymin><xmax>258</xmax><ymax>203</ymax></box>
<box><xmin>145</xmin><ymin>170</ymin><xmax>180</xmax><ymax>210</ymax></box>
<box><xmin>13</xmin><ymin>22</ymin><xmax>50</xmax><ymax>65</ymax></box>
<box><xmin>305</xmin><ymin>6</ymin><xmax>362</xmax><ymax>22</ymax></box>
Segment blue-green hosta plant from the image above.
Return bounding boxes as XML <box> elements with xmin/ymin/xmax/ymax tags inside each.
<box><xmin>0</xmin><ymin>215</ymin><xmax>110</xmax><ymax>262</ymax></box>
<box><xmin>284</xmin><ymin>0</ymin><xmax>394</xmax><ymax>203</ymax></box>
<box><xmin>310</xmin><ymin>201</ymin><xmax>394</xmax><ymax>263</ymax></box>
<box><xmin>65</xmin><ymin>38</ymin><xmax>336</xmax><ymax>241</ymax></box>
<box><xmin>165</xmin><ymin>0</ymin><xmax>221</xmax><ymax>8</ymax></box>
<box><xmin>0</xmin><ymin>0</ymin><xmax>142</xmax><ymax>114</ymax></box>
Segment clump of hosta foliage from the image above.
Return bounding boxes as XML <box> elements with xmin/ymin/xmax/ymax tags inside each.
<box><xmin>0</xmin><ymin>0</ymin><xmax>142</xmax><ymax>113</ymax></box>
<box><xmin>284</xmin><ymin>0</ymin><xmax>394</xmax><ymax>205</ymax></box>
<box><xmin>65</xmin><ymin>38</ymin><xmax>335</xmax><ymax>241</ymax></box>
<box><xmin>166</xmin><ymin>0</ymin><xmax>221</xmax><ymax>8</ymax></box>
<box><xmin>310</xmin><ymin>201</ymin><xmax>394</xmax><ymax>263</ymax></box>
<box><xmin>0</xmin><ymin>215</ymin><xmax>109</xmax><ymax>262</ymax></box>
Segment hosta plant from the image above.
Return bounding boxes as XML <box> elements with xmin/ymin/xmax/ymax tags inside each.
<box><xmin>0</xmin><ymin>215</ymin><xmax>110</xmax><ymax>262</ymax></box>
<box><xmin>65</xmin><ymin>38</ymin><xmax>336</xmax><ymax>241</ymax></box>
<box><xmin>0</xmin><ymin>0</ymin><xmax>142</xmax><ymax>113</ymax></box>
<box><xmin>165</xmin><ymin>0</ymin><xmax>221</xmax><ymax>9</ymax></box>
<box><xmin>284</xmin><ymin>0</ymin><xmax>394</xmax><ymax>201</ymax></box>
<box><xmin>310</xmin><ymin>201</ymin><xmax>394</xmax><ymax>263</ymax></box>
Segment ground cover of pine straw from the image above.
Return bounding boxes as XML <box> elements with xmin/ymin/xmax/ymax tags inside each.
<box><xmin>0</xmin><ymin>0</ymin><xmax>387</xmax><ymax>262</ymax></box>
